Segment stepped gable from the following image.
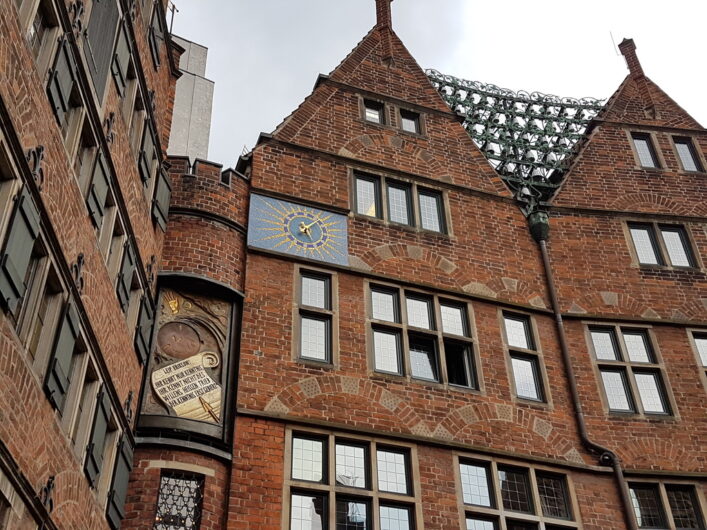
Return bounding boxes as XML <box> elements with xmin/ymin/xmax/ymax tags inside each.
<box><xmin>271</xmin><ymin>8</ymin><xmax>509</xmax><ymax>196</ymax></box>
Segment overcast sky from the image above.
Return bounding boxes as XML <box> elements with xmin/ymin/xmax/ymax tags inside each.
<box><xmin>170</xmin><ymin>1</ymin><xmax>707</xmax><ymax>169</ymax></box>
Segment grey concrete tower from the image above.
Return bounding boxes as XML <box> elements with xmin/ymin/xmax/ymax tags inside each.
<box><xmin>168</xmin><ymin>35</ymin><xmax>215</xmax><ymax>161</ymax></box>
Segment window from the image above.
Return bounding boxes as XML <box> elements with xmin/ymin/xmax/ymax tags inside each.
<box><xmin>690</xmin><ymin>332</ymin><xmax>707</xmax><ymax>381</ymax></box>
<box><xmin>296</xmin><ymin>271</ymin><xmax>336</xmax><ymax>364</ymax></box>
<box><xmin>673</xmin><ymin>137</ymin><xmax>704</xmax><ymax>172</ymax></box>
<box><xmin>399</xmin><ymin>109</ymin><xmax>421</xmax><ymax>134</ymax></box>
<box><xmin>628</xmin><ymin>222</ymin><xmax>697</xmax><ymax>268</ymax></box>
<box><xmin>629</xmin><ymin>482</ymin><xmax>705</xmax><ymax>530</ymax></box>
<box><xmin>83</xmin><ymin>0</ymin><xmax>120</xmax><ymax>101</ymax></box>
<box><xmin>589</xmin><ymin>326</ymin><xmax>672</xmax><ymax>415</ymax></box>
<box><xmin>47</xmin><ymin>38</ymin><xmax>84</xmax><ymax>145</ymax></box>
<box><xmin>369</xmin><ymin>284</ymin><xmax>478</xmax><ymax>389</ymax></box>
<box><xmin>364</xmin><ymin>99</ymin><xmax>385</xmax><ymax>124</ymax></box>
<box><xmin>502</xmin><ymin>313</ymin><xmax>546</xmax><ymax>403</ymax></box>
<box><xmin>353</xmin><ymin>172</ymin><xmax>447</xmax><ymax>233</ymax></box>
<box><xmin>286</xmin><ymin>429</ymin><xmax>420</xmax><ymax>530</ymax></box>
<box><xmin>154</xmin><ymin>471</ymin><xmax>205</xmax><ymax>530</ymax></box>
<box><xmin>148</xmin><ymin>7</ymin><xmax>165</xmax><ymax>68</ymax></box>
<box><xmin>458</xmin><ymin>455</ymin><xmax>578</xmax><ymax>529</ymax></box>
<box><xmin>25</xmin><ymin>0</ymin><xmax>59</xmax><ymax>76</ymax></box>
<box><xmin>631</xmin><ymin>133</ymin><xmax>659</xmax><ymax>168</ymax></box>
<box><xmin>111</xmin><ymin>19</ymin><xmax>132</xmax><ymax>98</ymax></box>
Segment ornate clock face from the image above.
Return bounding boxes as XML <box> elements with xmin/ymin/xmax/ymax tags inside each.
<box><xmin>248</xmin><ymin>194</ymin><xmax>349</xmax><ymax>265</ymax></box>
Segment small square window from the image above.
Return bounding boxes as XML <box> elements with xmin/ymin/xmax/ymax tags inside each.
<box><xmin>498</xmin><ymin>466</ymin><xmax>533</xmax><ymax>514</ymax></box>
<box><xmin>154</xmin><ymin>472</ymin><xmax>204</xmax><ymax>530</ymax></box>
<box><xmin>376</xmin><ymin>449</ymin><xmax>409</xmax><ymax>495</ymax></box>
<box><xmin>400</xmin><ymin>110</ymin><xmax>420</xmax><ymax>134</ymax></box>
<box><xmin>629</xmin><ymin>225</ymin><xmax>661</xmax><ymax>265</ymax></box>
<box><xmin>291</xmin><ymin>492</ymin><xmax>327</xmax><ymax>529</ymax></box>
<box><xmin>674</xmin><ymin>137</ymin><xmax>703</xmax><ymax>172</ymax></box>
<box><xmin>300</xmin><ymin>314</ymin><xmax>330</xmax><ymax>362</ymax></box>
<box><xmin>371</xmin><ymin>288</ymin><xmax>399</xmax><ymax>323</ymax></box>
<box><xmin>631</xmin><ymin>133</ymin><xmax>659</xmax><ymax>168</ymax></box>
<box><xmin>460</xmin><ymin>461</ymin><xmax>493</xmax><ymax>507</ymax></box>
<box><xmin>408</xmin><ymin>335</ymin><xmax>439</xmax><ymax>382</ymax></box>
<box><xmin>405</xmin><ymin>295</ymin><xmax>433</xmax><ymax>329</ymax></box>
<box><xmin>364</xmin><ymin>100</ymin><xmax>385</xmax><ymax>125</ymax></box>
<box><xmin>466</xmin><ymin>517</ymin><xmax>498</xmax><ymax>530</ymax></box>
<box><xmin>379</xmin><ymin>504</ymin><xmax>413</xmax><ymax>530</ymax></box>
<box><xmin>336</xmin><ymin>497</ymin><xmax>371</xmax><ymax>529</ymax></box>
<box><xmin>600</xmin><ymin>369</ymin><xmax>634</xmax><ymax>412</ymax></box>
<box><xmin>417</xmin><ymin>190</ymin><xmax>444</xmax><ymax>233</ymax></box>
<box><xmin>387</xmin><ymin>182</ymin><xmax>412</xmax><ymax>226</ymax></box>
<box><xmin>659</xmin><ymin>226</ymin><xmax>695</xmax><ymax>267</ymax></box>
<box><xmin>292</xmin><ymin>435</ymin><xmax>326</xmax><ymax>483</ymax></box>
<box><xmin>440</xmin><ymin>303</ymin><xmax>468</xmax><ymax>336</ymax></box>
<box><xmin>335</xmin><ymin>442</ymin><xmax>368</xmax><ymax>489</ymax></box>
<box><xmin>301</xmin><ymin>274</ymin><xmax>330</xmax><ymax>310</ymax></box>
<box><xmin>511</xmin><ymin>355</ymin><xmax>543</xmax><ymax>401</ymax></box>
<box><xmin>355</xmin><ymin>175</ymin><xmax>381</xmax><ymax>218</ymax></box>
<box><xmin>373</xmin><ymin>329</ymin><xmax>402</xmax><ymax>375</ymax></box>
<box><xmin>504</xmin><ymin>315</ymin><xmax>532</xmax><ymax>350</ymax></box>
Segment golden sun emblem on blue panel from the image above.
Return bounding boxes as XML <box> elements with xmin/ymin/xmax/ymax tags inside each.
<box><xmin>248</xmin><ymin>194</ymin><xmax>348</xmax><ymax>265</ymax></box>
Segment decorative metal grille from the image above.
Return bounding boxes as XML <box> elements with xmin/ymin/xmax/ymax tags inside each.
<box><xmin>154</xmin><ymin>472</ymin><xmax>204</xmax><ymax>530</ymax></box>
<box><xmin>426</xmin><ymin>70</ymin><xmax>605</xmax><ymax>203</ymax></box>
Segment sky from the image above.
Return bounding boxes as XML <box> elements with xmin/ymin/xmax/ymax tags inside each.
<box><xmin>170</xmin><ymin>1</ymin><xmax>707</xmax><ymax>169</ymax></box>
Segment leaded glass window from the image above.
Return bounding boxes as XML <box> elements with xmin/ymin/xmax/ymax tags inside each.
<box><xmin>292</xmin><ymin>435</ymin><xmax>326</xmax><ymax>483</ymax></box>
<box><xmin>399</xmin><ymin>110</ymin><xmax>420</xmax><ymax>134</ymax></box>
<box><xmin>153</xmin><ymin>472</ymin><xmax>204</xmax><ymax>530</ymax></box>
<box><xmin>503</xmin><ymin>313</ymin><xmax>545</xmax><ymax>403</ymax></box>
<box><xmin>674</xmin><ymin>137</ymin><xmax>703</xmax><ymax>172</ymax></box>
<box><xmin>630</xmin><ymin>484</ymin><xmax>666</xmax><ymax>528</ymax></box>
<box><xmin>498</xmin><ymin>467</ymin><xmax>533</xmax><ymax>514</ymax></box>
<box><xmin>631</xmin><ymin>133</ymin><xmax>659</xmax><ymax>168</ymax></box>
<box><xmin>298</xmin><ymin>271</ymin><xmax>334</xmax><ymax>363</ymax></box>
<box><xmin>387</xmin><ymin>183</ymin><xmax>411</xmax><ymax>226</ymax></box>
<box><xmin>628</xmin><ymin>222</ymin><xmax>697</xmax><ymax>268</ymax></box>
<box><xmin>377</xmin><ymin>449</ymin><xmax>409</xmax><ymax>495</ymax></box>
<box><xmin>418</xmin><ymin>191</ymin><xmax>443</xmax><ymax>233</ymax></box>
<box><xmin>460</xmin><ymin>462</ymin><xmax>492</xmax><ymax>507</ymax></box>
<box><xmin>364</xmin><ymin>100</ymin><xmax>384</xmax><ymax>125</ymax></box>
<box><xmin>335</xmin><ymin>442</ymin><xmax>367</xmax><ymax>488</ymax></box>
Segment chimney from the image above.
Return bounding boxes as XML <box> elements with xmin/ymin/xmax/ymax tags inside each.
<box><xmin>376</xmin><ymin>0</ymin><xmax>393</xmax><ymax>28</ymax></box>
<box><xmin>618</xmin><ymin>38</ymin><xmax>655</xmax><ymax>116</ymax></box>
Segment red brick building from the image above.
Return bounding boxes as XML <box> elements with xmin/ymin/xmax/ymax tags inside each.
<box><xmin>1</xmin><ymin>1</ymin><xmax>705</xmax><ymax>529</ymax></box>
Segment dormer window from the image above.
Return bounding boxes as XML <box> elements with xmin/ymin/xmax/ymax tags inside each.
<box><xmin>674</xmin><ymin>137</ymin><xmax>704</xmax><ymax>172</ymax></box>
<box><xmin>364</xmin><ymin>99</ymin><xmax>385</xmax><ymax>124</ymax></box>
<box><xmin>631</xmin><ymin>132</ymin><xmax>659</xmax><ymax>168</ymax></box>
<box><xmin>400</xmin><ymin>109</ymin><xmax>421</xmax><ymax>134</ymax></box>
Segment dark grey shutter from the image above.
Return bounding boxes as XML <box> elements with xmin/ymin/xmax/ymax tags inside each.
<box><xmin>151</xmin><ymin>169</ymin><xmax>171</xmax><ymax>231</ymax></box>
<box><xmin>84</xmin><ymin>0</ymin><xmax>120</xmax><ymax>100</ymax></box>
<box><xmin>116</xmin><ymin>242</ymin><xmax>135</xmax><ymax>312</ymax></box>
<box><xmin>0</xmin><ymin>188</ymin><xmax>41</xmax><ymax>313</ymax></box>
<box><xmin>134</xmin><ymin>294</ymin><xmax>154</xmax><ymax>364</ymax></box>
<box><xmin>148</xmin><ymin>9</ymin><xmax>163</xmax><ymax>67</ymax></box>
<box><xmin>47</xmin><ymin>37</ymin><xmax>77</xmax><ymax>128</ymax></box>
<box><xmin>111</xmin><ymin>21</ymin><xmax>130</xmax><ymax>97</ymax></box>
<box><xmin>86</xmin><ymin>151</ymin><xmax>110</xmax><ymax>230</ymax></box>
<box><xmin>43</xmin><ymin>300</ymin><xmax>80</xmax><ymax>412</ymax></box>
<box><xmin>138</xmin><ymin>123</ymin><xmax>155</xmax><ymax>183</ymax></box>
<box><xmin>85</xmin><ymin>386</ymin><xmax>112</xmax><ymax>487</ymax></box>
<box><xmin>106</xmin><ymin>432</ymin><xmax>133</xmax><ymax>529</ymax></box>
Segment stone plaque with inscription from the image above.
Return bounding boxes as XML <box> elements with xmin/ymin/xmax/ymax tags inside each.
<box><xmin>140</xmin><ymin>288</ymin><xmax>231</xmax><ymax>429</ymax></box>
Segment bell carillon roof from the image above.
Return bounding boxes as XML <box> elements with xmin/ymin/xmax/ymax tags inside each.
<box><xmin>426</xmin><ymin>69</ymin><xmax>606</xmax><ymax>201</ymax></box>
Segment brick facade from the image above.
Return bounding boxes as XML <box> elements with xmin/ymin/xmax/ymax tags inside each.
<box><xmin>1</xmin><ymin>1</ymin><xmax>705</xmax><ymax>530</ymax></box>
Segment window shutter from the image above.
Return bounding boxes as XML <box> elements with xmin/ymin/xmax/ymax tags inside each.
<box><xmin>134</xmin><ymin>294</ymin><xmax>154</xmax><ymax>364</ymax></box>
<box><xmin>138</xmin><ymin>123</ymin><xmax>155</xmax><ymax>184</ymax></box>
<box><xmin>116</xmin><ymin>242</ymin><xmax>135</xmax><ymax>312</ymax></box>
<box><xmin>151</xmin><ymin>168</ymin><xmax>171</xmax><ymax>231</ymax></box>
<box><xmin>84</xmin><ymin>385</ymin><xmax>112</xmax><ymax>487</ymax></box>
<box><xmin>106</xmin><ymin>432</ymin><xmax>133</xmax><ymax>529</ymax></box>
<box><xmin>43</xmin><ymin>300</ymin><xmax>80</xmax><ymax>412</ymax></box>
<box><xmin>84</xmin><ymin>0</ymin><xmax>120</xmax><ymax>100</ymax></box>
<box><xmin>111</xmin><ymin>21</ymin><xmax>130</xmax><ymax>97</ymax></box>
<box><xmin>86</xmin><ymin>151</ymin><xmax>111</xmax><ymax>230</ymax></box>
<box><xmin>47</xmin><ymin>37</ymin><xmax>77</xmax><ymax>126</ymax></box>
<box><xmin>148</xmin><ymin>10</ymin><xmax>163</xmax><ymax>67</ymax></box>
<box><xmin>0</xmin><ymin>188</ymin><xmax>41</xmax><ymax>313</ymax></box>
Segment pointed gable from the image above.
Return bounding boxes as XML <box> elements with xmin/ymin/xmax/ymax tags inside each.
<box><xmin>269</xmin><ymin>22</ymin><xmax>509</xmax><ymax>196</ymax></box>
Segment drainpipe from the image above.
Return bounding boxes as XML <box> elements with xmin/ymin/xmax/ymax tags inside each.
<box><xmin>528</xmin><ymin>211</ymin><xmax>638</xmax><ymax>530</ymax></box>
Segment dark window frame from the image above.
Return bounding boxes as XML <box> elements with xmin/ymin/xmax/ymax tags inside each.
<box><xmin>588</xmin><ymin>325</ymin><xmax>673</xmax><ymax>417</ymax></box>
<box><xmin>673</xmin><ymin>136</ymin><xmax>705</xmax><ymax>173</ymax></box>
<box><xmin>631</xmin><ymin>132</ymin><xmax>660</xmax><ymax>169</ymax></box>
<box><xmin>363</xmin><ymin>98</ymin><xmax>386</xmax><ymax>125</ymax></box>
<box><xmin>369</xmin><ymin>283</ymin><xmax>479</xmax><ymax>391</ymax></box>
<box><xmin>627</xmin><ymin>222</ymin><xmax>698</xmax><ymax>269</ymax></box>
<box><xmin>399</xmin><ymin>109</ymin><xmax>421</xmax><ymax>135</ymax></box>
<box><xmin>296</xmin><ymin>269</ymin><xmax>336</xmax><ymax>366</ymax></box>
<box><xmin>502</xmin><ymin>312</ymin><xmax>547</xmax><ymax>405</ymax></box>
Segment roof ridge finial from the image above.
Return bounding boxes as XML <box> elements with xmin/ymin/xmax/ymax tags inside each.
<box><xmin>376</xmin><ymin>0</ymin><xmax>393</xmax><ymax>29</ymax></box>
